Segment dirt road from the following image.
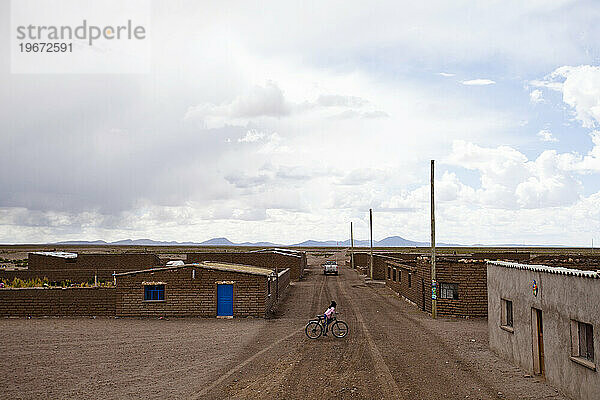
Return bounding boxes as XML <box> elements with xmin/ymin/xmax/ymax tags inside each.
<box><xmin>203</xmin><ymin>259</ymin><xmax>565</xmax><ymax>399</ymax></box>
<box><xmin>1</xmin><ymin>256</ymin><xmax>566</xmax><ymax>399</ymax></box>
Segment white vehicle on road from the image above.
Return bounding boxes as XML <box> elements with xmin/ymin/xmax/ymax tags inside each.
<box><xmin>322</xmin><ymin>260</ymin><xmax>339</xmax><ymax>275</ymax></box>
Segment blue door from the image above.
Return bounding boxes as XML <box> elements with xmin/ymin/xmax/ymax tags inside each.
<box><xmin>217</xmin><ymin>284</ymin><xmax>233</xmax><ymax>316</ymax></box>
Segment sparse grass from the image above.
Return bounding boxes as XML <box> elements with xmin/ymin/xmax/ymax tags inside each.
<box><xmin>0</xmin><ymin>277</ymin><xmax>114</xmax><ymax>288</ymax></box>
<box><xmin>1</xmin><ymin>277</ymin><xmax>49</xmax><ymax>288</ymax></box>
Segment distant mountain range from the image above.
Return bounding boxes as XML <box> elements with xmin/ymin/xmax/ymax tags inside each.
<box><xmin>54</xmin><ymin>235</ymin><xmax>461</xmax><ymax>247</ymax></box>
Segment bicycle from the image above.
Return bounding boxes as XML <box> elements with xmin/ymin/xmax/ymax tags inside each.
<box><xmin>305</xmin><ymin>314</ymin><xmax>349</xmax><ymax>339</ymax></box>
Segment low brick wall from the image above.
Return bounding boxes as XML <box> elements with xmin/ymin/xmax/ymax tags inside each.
<box><xmin>0</xmin><ymin>287</ymin><xmax>116</xmax><ymax>317</ymax></box>
<box><xmin>0</xmin><ymin>253</ymin><xmax>162</xmax><ymax>283</ymax></box>
<box><xmin>526</xmin><ymin>255</ymin><xmax>600</xmax><ymax>271</ymax></box>
<box><xmin>351</xmin><ymin>253</ymin><xmax>388</xmax><ymax>280</ymax></box>
<box><xmin>266</xmin><ymin>268</ymin><xmax>291</xmax><ymax>312</ymax></box>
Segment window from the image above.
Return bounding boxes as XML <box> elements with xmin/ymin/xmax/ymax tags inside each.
<box><xmin>387</xmin><ymin>267</ymin><xmax>391</xmax><ymax>279</ymax></box>
<box><xmin>501</xmin><ymin>299</ymin><xmax>513</xmax><ymax>331</ymax></box>
<box><xmin>267</xmin><ymin>278</ymin><xmax>271</xmax><ymax>297</ymax></box>
<box><xmin>144</xmin><ymin>284</ymin><xmax>165</xmax><ymax>301</ymax></box>
<box><xmin>440</xmin><ymin>283</ymin><xmax>458</xmax><ymax>299</ymax></box>
<box><xmin>392</xmin><ymin>268</ymin><xmax>397</xmax><ymax>282</ymax></box>
<box><xmin>408</xmin><ymin>273</ymin><xmax>412</xmax><ymax>288</ymax></box>
<box><xmin>571</xmin><ymin>320</ymin><xmax>595</xmax><ymax>367</ymax></box>
<box><xmin>398</xmin><ymin>270</ymin><xmax>401</xmax><ymax>282</ymax></box>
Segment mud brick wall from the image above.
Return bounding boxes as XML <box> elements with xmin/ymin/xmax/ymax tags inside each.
<box><xmin>116</xmin><ymin>266</ymin><xmax>272</xmax><ymax>318</ymax></box>
<box><xmin>265</xmin><ymin>268</ymin><xmax>291</xmax><ymax>312</ymax></box>
<box><xmin>385</xmin><ymin>258</ymin><xmax>488</xmax><ymax>318</ymax></box>
<box><xmin>28</xmin><ymin>253</ymin><xmax>161</xmax><ymax>272</ymax></box>
<box><xmin>353</xmin><ymin>253</ymin><xmax>370</xmax><ymax>269</ymax></box>
<box><xmin>186</xmin><ymin>252</ymin><xmax>304</xmax><ymax>280</ymax></box>
<box><xmin>385</xmin><ymin>261</ymin><xmax>421</xmax><ymax>309</ymax></box>
<box><xmin>0</xmin><ymin>253</ymin><xmax>162</xmax><ymax>283</ymax></box>
<box><xmin>471</xmin><ymin>252</ymin><xmax>530</xmax><ymax>262</ymax></box>
<box><xmin>377</xmin><ymin>253</ymin><xmax>421</xmax><ymax>261</ymax></box>
<box><xmin>527</xmin><ymin>255</ymin><xmax>600</xmax><ymax>271</ymax></box>
<box><xmin>350</xmin><ymin>253</ymin><xmax>389</xmax><ymax>280</ymax></box>
<box><xmin>0</xmin><ymin>287</ymin><xmax>116</xmax><ymax>316</ymax></box>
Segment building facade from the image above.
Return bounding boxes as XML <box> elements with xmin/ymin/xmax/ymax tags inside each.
<box><xmin>488</xmin><ymin>261</ymin><xmax>599</xmax><ymax>400</ymax></box>
<box><xmin>385</xmin><ymin>256</ymin><xmax>488</xmax><ymax>318</ymax></box>
<box><xmin>115</xmin><ymin>262</ymin><xmax>290</xmax><ymax>318</ymax></box>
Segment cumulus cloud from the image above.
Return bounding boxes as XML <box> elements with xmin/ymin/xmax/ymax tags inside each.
<box><xmin>533</xmin><ymin>65</ymin><xmax>600</xmax><ymax>128</ymax></box>
<box><xmin>445</xmin><ymin>140</ymin><xmax>582</xmax><ymax>209</ymax></box>
<box><xmin>537</xmin><ymin>129</ymin><xmax>558</xmax><ymax>142</ymax></box>
<box><xmin>185</xmin><ymin>82</ymin><xmax>291</xmax><ymax>129</ymax></box>
<box><xmin>461</xmin><ymin>79</ymin><xmax>496</xmax><ymax>86</ymax></box>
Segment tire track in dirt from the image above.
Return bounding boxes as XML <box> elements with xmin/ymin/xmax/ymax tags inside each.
<box><xmin>228</xmin><ymin>265</ymin><xmax>374</xmax><ymax>399</ymax></box>
<box><xmin>199</xmin><ymin>264</ymin><xmax>331</xmax><ymax>398</ymax></box>
<box><xmin>335</xmin><ymin>270</ymin><xmax>404</xmax><ymax>399</ymax></box>
<box><xmin>263</xmin><ymin>267</ymin><xmax>379</xmax><ymax>399</ymax></box>
<box><xmin>191</xmin><ymin>327</ymin><xmax>303</xmax><ymax>399</ymax></box>
<box><xmin>353</xmin><ymin>270</ymin><xmax>501</xmax><ymax>399</ymax></box>
<box><xmin>227</xmin><ymin>269</ymin><xmax>331</xmax><ymax>397</ymax></box>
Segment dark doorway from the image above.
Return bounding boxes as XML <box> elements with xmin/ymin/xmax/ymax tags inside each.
<box><xmin>531</xmin><ymin>308</ymin><xmax>545</xmax><ymax>375</ymax></box>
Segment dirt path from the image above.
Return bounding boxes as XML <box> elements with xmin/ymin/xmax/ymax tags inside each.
<box><xmin>0</xmin><ymin>254</ymin><xmax>566</xmax><ymax>399</ymax></box>
<box><xmin>203</xmin><ymin>258</ymin><xmax>566</xmax><ymax>400</ymax></box>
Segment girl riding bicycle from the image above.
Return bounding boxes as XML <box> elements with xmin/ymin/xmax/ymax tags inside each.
<box><xmin>323</xmin><ymin>301</ymin><xmax>336</xmax><ymax>336</ymax></box>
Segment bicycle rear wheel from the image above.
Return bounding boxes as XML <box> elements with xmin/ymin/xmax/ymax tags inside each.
<box><xmin>331</xmin><ymin>320</ymin><xmax>349</xmax><ymax>338</ymax></box>
<box><xmin>305</xmin><ymin>320</ymin><xmax>323</xmax><ymax>339</ymax></box>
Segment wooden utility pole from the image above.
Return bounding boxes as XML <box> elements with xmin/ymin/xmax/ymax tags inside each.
<box><xmin>431</xmin><ymin>160</ymin><xmax>437</xmax><ymax>319</ymax></box>
<box><xmin>369</xmin><ymin>208</ymin><xmax>374</xmax><ymax>280</ymax></box>
<box><xmin>350</xmin><ymin>222</ymin><xmax>355</xmax><ymax>269</ymax></box>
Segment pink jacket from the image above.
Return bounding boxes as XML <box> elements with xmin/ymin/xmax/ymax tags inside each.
<box><xmin>325</xmin><ymin>306</ymin><xmax>335</xmax><ymax>319</ymax></box>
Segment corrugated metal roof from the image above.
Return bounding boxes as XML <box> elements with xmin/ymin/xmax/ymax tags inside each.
<box><xmin>32</xmin><ymin>251</ymin><xmax>78</xmax><ymax>259</ymax></box>
<box><xmin>114</xmin><ymin>262</ymin><xmax>275</xmax><ymax>277</ymax></box>
<box><xmin>488</xmin><ymin>261</ymin><xmax>600</xmax><ymax>279</ymax></box>
<box><xmin>201</xmin><ymin>261</ymin><xmax>274</xmax><ymax>276</ymax></box>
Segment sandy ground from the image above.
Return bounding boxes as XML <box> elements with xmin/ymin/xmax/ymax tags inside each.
<box><xmin>0</xmin><ymin>255</ymin><xmax>567</xmax><ymax>399</ymax></box>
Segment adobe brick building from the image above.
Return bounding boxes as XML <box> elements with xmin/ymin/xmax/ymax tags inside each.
<box><xmin>115</xmin><ymin>262</ymin><xmax>290</xmax><ymax>318</ymax></box>
<box><xmin>0</xmin><ymin>252</ymin><xmax>161</xmax><ymax>283</ymax></box>
<box><xmin>186</xmin><ymin>250</ymin><xmax>305</xmax><ymax>281</ymax></box>
<box><xmin>385</xmin><ymin>256</ymin><xmax>488</xmax><ymax>318</ymax></box>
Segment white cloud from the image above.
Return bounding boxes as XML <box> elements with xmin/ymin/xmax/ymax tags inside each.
<box><xmin>317</xmin><ymin>94</ymin><xmax>368</xmax><ymax>107</ymax></box>
<box><xmin>461</xmin><ymin>79</ymin><xmax>496</xmax><ymax>86</ymax></box>
<box><xmin>4</xmin><ymin>3</ymin><xmax>600</xmax><ymax>245</ymax></box>
<box><xmin>445</xmin><ymin>140</ymin><xmax>582</xmax><ymax>209</ymax></box>
<box><xmin>537</xmin><ymin>129</ymin><xmax>558</xmax><ymax>142</ymax></box>
<box><xmin>238</xmin><ymin>129</ymin><xmax>266</xmax><ymax>143</ymax></box>
<box><xmin>529</xmin><ymin>89</ymin><xmax>544</xmax><ymax>103</ymax></box>
<box><xmin>184</xmin><ymin>81</ymin><xmax>291</xmax><ymax>129</ymax></box>
<box><xmin>533</xmin><ymin>65</ymin><xmax>600</xmax><ymax>128</ymax></box>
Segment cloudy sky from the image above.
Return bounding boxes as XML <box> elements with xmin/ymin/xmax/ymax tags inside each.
<box><xmin>2</xmin><ymin>0</ymin><xmax>600</xmax><ymax>245</ymax></box>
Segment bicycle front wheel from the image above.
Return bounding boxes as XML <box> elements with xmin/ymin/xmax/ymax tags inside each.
<box><xmin>305</xmin><ymin>320</ymin><xmax>323</xmax><ymax>339</ymax></box>
<box><xmin>331</xmin><ymin>320</ymin><xmax>349</xmax><ymax>338</ymax></box>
